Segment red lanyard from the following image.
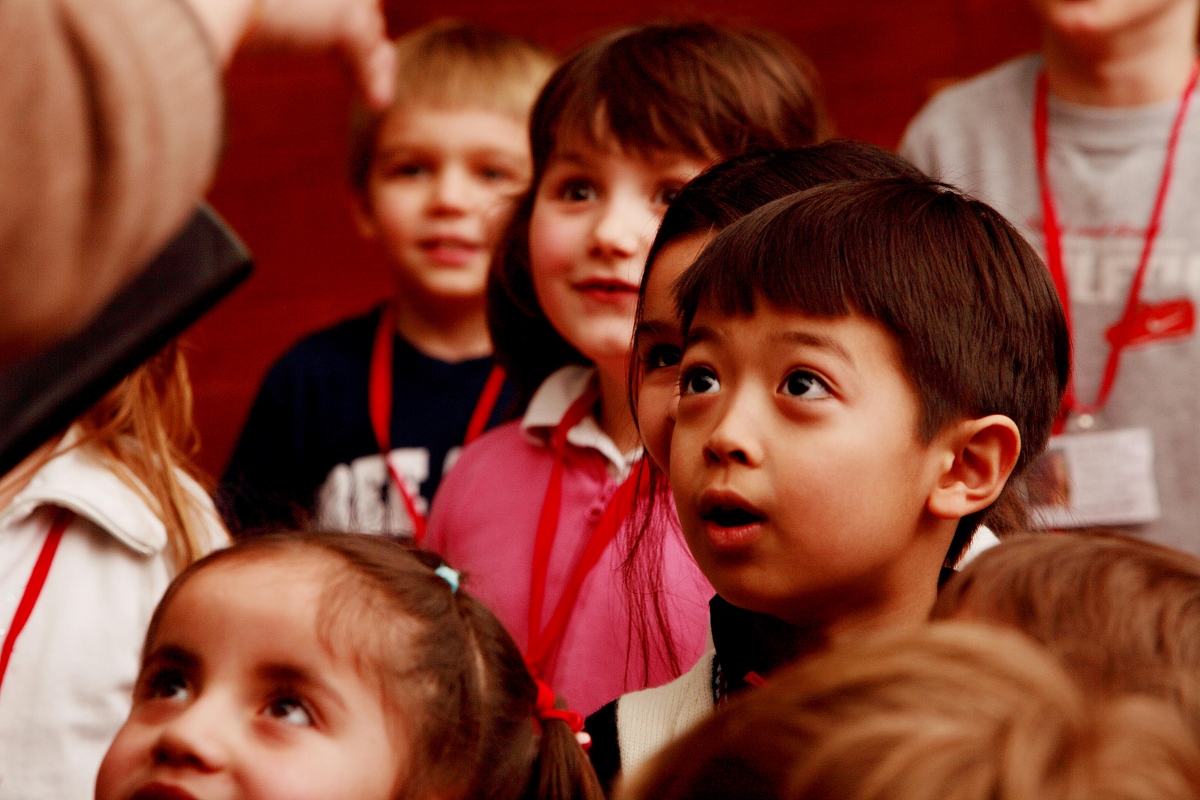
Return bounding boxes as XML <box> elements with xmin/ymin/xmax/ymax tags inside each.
<box><xmin>0</xmin><ymin>507</ymin><xmax>72</xmax><ymax>693</ymax></box>
<box><xmin>369</xmin><ymin>306</ymin><xmax>506</xmax><ymax>544</ymax></box>
<box><xmin>526</xmin><ymin>385</ymin><xmax>649</xmax><ymax>679</ymax></box>
<box><xmin>1035</xmin><ymin>64</ymin><xmax>1200</xmax><ymax>422</ymax></box>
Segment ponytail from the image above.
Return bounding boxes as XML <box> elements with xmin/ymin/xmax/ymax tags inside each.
<box><xmin>528</xmin><ymin>682</ymin><xmax>603</xmax><ymax>800</ymax></box>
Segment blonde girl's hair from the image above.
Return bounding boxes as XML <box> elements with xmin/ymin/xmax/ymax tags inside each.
<box><xmin>621</xmin><ymin>622</ymin><xmax>1200</xmax><ymax>800</ymax></box>
<box><xmin>73</xmin><ymin>340</ymin><xmax>217</xmax><ymax>573</ymax></box>
<box><xmin>933</xmin><ymin>531</ymin><xmax>1200</xmax><ymax>734</ymax></box>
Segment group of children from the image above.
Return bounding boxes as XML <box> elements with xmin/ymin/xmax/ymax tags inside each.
<box><xmin>6</xmin><ymin>0</ymin><xmax>1200</xmax><ymax>797</ymax></box>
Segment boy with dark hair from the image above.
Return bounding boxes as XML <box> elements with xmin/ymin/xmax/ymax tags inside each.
<box><xmin>592</xmin><ymin>177</ymin><xmax>1070</xmax><ymax>782</ymax></box>
<box><xmin>902</xmin><ymin>0</ymin><xmax>1200</xmax><ymax>553</ymax></box>
<box><xmin>222</xmin><ymin>21</ymin><xmax>554</xmax><ymax>536</ymax></box>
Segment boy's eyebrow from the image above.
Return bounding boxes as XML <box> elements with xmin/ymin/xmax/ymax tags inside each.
<box><xmin>773</xmin><ymin>330</ymin><xmax>855</xmax><ymax>366</ymax></box>
<box><xmin>635</xmin><ymin>319</ymin><xmax>678</xmax><ymax>338</ymax></box>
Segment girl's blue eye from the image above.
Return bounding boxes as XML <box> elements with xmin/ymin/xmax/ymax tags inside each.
<box><xmin>644</xmin><ymin>344</ymin><xmax>682</xmax><ymax>371</ymax></box>
<box><xmin>681</xmin><ymin>367</ymin><xmax>720</xmax><ymax>396</ymax></box>
<box><xmin>265</xmin><ymin>696</ymin><xmax>314</xmax><ymax>727</ymax></box>
<box><xmin>560</xmin><ymin>181</ymin><xmax>597</xmax><ymax>202</ymax></box>
<box><xmin>144</xmin><ymin>668</ymin><xmax>191</xmax><ymax>703</ymax></box>
<box><xmin>781</xmin><ymin>371</ymin><xmax>831</xmax><ymax>399</ymax></box>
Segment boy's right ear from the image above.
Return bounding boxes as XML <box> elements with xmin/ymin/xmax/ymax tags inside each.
<box><xmin>349</xmin><ymin>190</ymin><xmax>379</xmax><ymax>240</ymax></box>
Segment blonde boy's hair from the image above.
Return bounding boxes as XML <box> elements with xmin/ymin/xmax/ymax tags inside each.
<box><xmin>349</xmin><ymin>20</ymin><xmax>556</xmax><ymax>192</ymax></box>
<box><xmin>621</xmin><ymin>623</ymin><xmax>1200</xmax><ymax>800</ymax></box>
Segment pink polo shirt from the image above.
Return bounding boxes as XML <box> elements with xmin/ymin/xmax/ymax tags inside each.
<box><xmin>426</xmin><ymin>365</ymin><xmax>713</xmax><ymax>716</ymax></box>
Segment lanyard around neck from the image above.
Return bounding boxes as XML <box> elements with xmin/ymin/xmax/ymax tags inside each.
<box><xmin>526</xmin><ymin>384</ymin><xmax>648</xmax><ymax>679</ymax></box>
<box><xmin>1034</xmin><ymin>63</ymin><xmax>1200</xmax><ymax>422</ymax></box>
<box><xmin>369</xmin><ymin>305</ymin><xmax>506</xmax><ymax>544</ymax></box>
<box><xmin>0</xmin><ymin>507</ymin><xmax>73</xmax><ymax>693</ymax></box>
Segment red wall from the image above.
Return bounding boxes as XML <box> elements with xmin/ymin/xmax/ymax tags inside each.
<box><xmin>188</xmin><ymin>0</ymin><xmax>1041</xmax><ymax>476</ymax></box>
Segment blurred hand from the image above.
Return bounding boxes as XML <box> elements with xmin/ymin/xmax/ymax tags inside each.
<box><xmin>184</xmin><ymin>0</ymin><xmax>396</xmax><ymax>108</ymax></box>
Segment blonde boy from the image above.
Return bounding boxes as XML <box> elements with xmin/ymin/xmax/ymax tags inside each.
<box><xmin>223</xmin><ymin>21</ymin><xmax>555</xmax><ymax>535</ymax></box>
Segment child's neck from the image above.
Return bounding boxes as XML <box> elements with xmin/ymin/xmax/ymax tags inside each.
<box><xmin>391</xmin><ymin>291</ymin><xmax>492</xmax><ymax>363</ymax></box>
<box><xmin>1042</xmin><ymin>6</ymin><xmax>1198</xmax><ymax>107</ymax></box>
<box><xmin>593</xmin><ymin>361</ymin><xmax>642</xmax><ymax>455</ymax></box>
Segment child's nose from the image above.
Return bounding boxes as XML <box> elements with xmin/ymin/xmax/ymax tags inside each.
<box><xmin>591</xmin><ymin>193</ymin><xmax>654</xmax><ymax>261</ymax></box>
<box><xmin>151</xmin><ymin>695</ymin><xmax>233</xmax><ymax>773</ymax></box>
<box><xmin>703</xmin><ymin>397</ymin><xmax>765</xmax><ymax>468</ymax></box>
<box><xmin>429</xmin><ymin>165</ymin><xmax>473</xmax><ymax>214</ymax></box>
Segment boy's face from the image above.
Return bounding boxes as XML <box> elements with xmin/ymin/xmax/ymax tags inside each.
<box><xmin>96</xmin><ymin>554</ymin><xmax>406</xmax><ymax>800</ymax></box>
<box><xmin>1029</xmin><ymin>0</ymin><xmax>1194</xmax><ymax>36</ymax></box>
<box><xmin>670</xmin><ymin>302</ymin><xmax>950</xmax><ymax>627</ymax></box>
<box><xmin>358</xmin><ymin>105</ymin><xmax>531</xmax><ymax>303</ymax></box>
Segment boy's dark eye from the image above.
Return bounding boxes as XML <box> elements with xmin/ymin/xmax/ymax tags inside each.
<box><xmin>479</xmin><ymin>165</ymin><xmax>514</xmax><ymax>182</ymax></box>
<box><xmin>681</xmin><ymin>367</ymin><xmax>720</xmax><ymax>396</ymax></box>
<box><xmin>780</xmin><ymin>370</ymin><xmax>831</xmax><ymax>399</ymax></box>
<box><xmin>387</xmin><ymin>162</ymin><xmax>428</xmax><ymax>178</ymax></box>
<box><xmin>643</xmin><ymin>343</ymin><xmax>682</xmax><ymax>371</ymax></box>
<box><xmin>142</xmin><ymin>667</ymin><xmax>191</xmax><ymax>703</ymax></box>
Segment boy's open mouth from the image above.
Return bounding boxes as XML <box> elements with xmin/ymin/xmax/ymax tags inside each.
<box><xmin>700</xmin><ymin>502</ymin><xmax>766</xmax><ymax>528</ymax></box>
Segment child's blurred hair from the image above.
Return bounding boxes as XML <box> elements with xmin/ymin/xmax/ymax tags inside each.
<box><xmin>489</xmin><ymin>21</ymin><xmax>830</xmax><ymax>405</ymax></box>
<box><xmin>934</xmin><ymin>531</ymin><xmax>1200</xmax><ymax>733</ymax></box>
<box><xmin>148</xmin><ymin>532</ymin><xmax>602</xmax><ymax>800</ymax></box>
<box><xmin>619</xmin><ymin>622</ymin><xmax>1200</xmax><ymax>800</ymax></box>
<box><xmin>73</xmin><ymin>340</ymin><xmax>215</xmax><ymax>573</ymax></box>
<box><xmin>349</xmin><ymin>19</ymin><xmax>556</xmax><ymax>194</ymax></box>
<box><xmin>623</xmin><ymin>143</ymin><xmax>924</xmax><ymax>679</ymax></box>
<box><xmin>676</xmin><ymin>179</ymin><xmax>1071</xmax><ymax>564</ymax></box>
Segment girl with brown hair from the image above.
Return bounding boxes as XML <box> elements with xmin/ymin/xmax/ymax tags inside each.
<box><xmin>0</xmin><ymin>341</ymin><xmax>228</xmax><ymax>800</ymax></box>
<box><xmin>97</xmin><ymin>531</ymin><xmax>602</xmax><ymax>800</ymax></box>
<box><xmin>426</xmin><ymin>20</ymin><xmax>828</xmax><ymax>721</ymax></box>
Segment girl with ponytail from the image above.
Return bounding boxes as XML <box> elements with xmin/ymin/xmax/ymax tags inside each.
<box><xmin>96</xmin><ymin>531</ymin><xmax>603</xmax><ymax>800</ymax></box>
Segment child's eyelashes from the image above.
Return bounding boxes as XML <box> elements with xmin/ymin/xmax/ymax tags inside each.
<box><xmin>642</xmin><ymin>343</ymin><xmax>682</xmax><ymax>371</ymax></box>
<box><xmin>780</xmin><ymin>370</ymin><xmax>832</xmax><ymax>399</ymax></box>
<box><xmin>681</xmin><ymin>366</ymin><xmax>720</xmax><ymax>395</ymax></box>
<box><xmin>264</xmin><ymin>694</ymin><xmax>316</xmax><ymax>727</ymax></box>
<box><xmin>140</xmin><ymin>666</ymin><xmax>192</xmax><ymax>703</ymax></box>
<box><xmin>383</xmin><ymin>161</ymin><xmax>431</xmax><ymax>179</ymax></box>
<box><xmin>555</xmin><ymin>179</ymin><xmax>598</xmax><ymax>203</ymax></box>
<box><xmin>656</xmin><ymin>183</ymin><xmax>686</xmax><ymax>205</ymax></box>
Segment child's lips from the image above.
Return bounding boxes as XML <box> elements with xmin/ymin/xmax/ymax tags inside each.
<box><xmin>130</xmin><ymin>783</ymin><xmax>201</xmax><ymax>800</ymax></box>
<box><xmin>572</xmin><ymin>277</ymin><xmax>639</xmax><ymax>304</ymax></box>
<box><xmin>419</xmin><ymin>238</ymin><xmax>483</xmax><ymax>266</ymax></box>
<box><xmin>698</xmin><ymin>492</ymin><xmax>767</xmax><ymax>551</ymax></box>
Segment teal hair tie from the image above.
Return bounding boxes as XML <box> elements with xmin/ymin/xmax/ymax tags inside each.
<box><xmin>435</xmin><ymin>563</ymin><xmax>460</xmax><ymax>594</ymax></box>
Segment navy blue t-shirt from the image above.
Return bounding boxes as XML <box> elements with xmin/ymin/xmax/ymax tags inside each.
<box><xmin>220</xmin><ymin>306</ymin><xmax>515</xmax><ymax>535</ymax></box>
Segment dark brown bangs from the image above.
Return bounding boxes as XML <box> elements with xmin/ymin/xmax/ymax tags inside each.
<box><xmin>532</xmin><ymin>22</ymin><xmax>826</xmax><ymax>169</ymax></box>
<box><xmin>676</xmin><ymin>178</ymin><xmax>1070</xmax><ymax>561</ymax></box>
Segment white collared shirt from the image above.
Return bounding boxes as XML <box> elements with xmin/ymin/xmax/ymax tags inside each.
<box><xmin>520</xmin><ymin>365</ymin><xmax>641</xmax><ymax>479</ymax></box>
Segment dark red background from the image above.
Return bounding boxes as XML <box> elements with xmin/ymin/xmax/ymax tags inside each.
<box><xmin>189</xmin><ymin>0</ymin><xmax>1041</xmax><ymax>476</ymax></box>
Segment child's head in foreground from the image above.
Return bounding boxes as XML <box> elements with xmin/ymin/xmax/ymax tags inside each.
<box><xmin>934</xmin><ymin>531</ymin><xmax>1200</xmax><ymax>733</ymax></box>
<box><xmin>670</xmin><ymin>179</ymin><xmax>1070</xmax><ymax>630</ymax></box>
<box><xmin>95</xmin><ymin>532</ymin><xmax>601</xmax><ymax>800</ymax></box>
<box><xmin>487</xmin><ymin>21</ymin><xmax>829</xmax><ymax>406</ymax></box>
<box><xmin>348</xmin><ymin>21</ymin><xmax>555</xmax><ymax>313</ymax></box>
<box><xmin>619</xmin><ymin>622</ymin><xmax>1200</xmax><ymax>800</ymax></box>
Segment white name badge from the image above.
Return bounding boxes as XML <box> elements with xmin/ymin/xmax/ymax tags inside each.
<box><xmin>1028</xmin><ymin>427</ymin><xmax>1160</xmax><ymax>528</ymax></box>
